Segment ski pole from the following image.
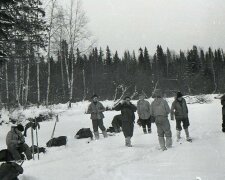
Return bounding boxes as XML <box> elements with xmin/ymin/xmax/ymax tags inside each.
<box><xmin>31</xmin><ymin>128</ymin><xmax>35</xmax><ymax>160</ymax></box>
<box><xmin>35</xmin><ymin>119</ymin><xmax>40</xmax><ymax>160</ymax></box>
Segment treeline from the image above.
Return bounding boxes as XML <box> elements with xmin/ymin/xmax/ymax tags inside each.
<box><xmin>1</xmin><ymin>0</ymin><xmax>225</xmax><ymax>108</ymax></box>
<box><xmin>0</xmin><ymin>44</ymin><xmax>225</xmax><ymax>107</ymax></box>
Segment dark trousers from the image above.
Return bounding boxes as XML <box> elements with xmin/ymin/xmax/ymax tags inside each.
<box><xmin>175</xmin><ymin>117</ymin><xmax>190</xmax><ymax>131</ymax></box>
<box><xmin>122</xmin><ymin>121</ymin><xmax>134</xmax><ymax>138</ymax></box>
<box><xmin>7</xmin><ymin>143</ymin><xmax>32</xmax><ymax>160</ymax></box>
<box><xmin>140</xmin><ymin>118</ymin><xmax>151</xmax><ymax>132</ymax></box>
<box><xmin>92</xmin><ymin>119</ymin><xmax>106</xmax><ymax>132</ymax></box>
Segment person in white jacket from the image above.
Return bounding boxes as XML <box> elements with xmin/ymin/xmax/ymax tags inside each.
<box><xmin>151</xmin><ymin>90</ymin><xmax>172</xmax><ymax>151</ymax></box>
<box><xmin>137</xmin><ymin>94</ymin><xmax>152</xmax><ymax>134</ymax></box>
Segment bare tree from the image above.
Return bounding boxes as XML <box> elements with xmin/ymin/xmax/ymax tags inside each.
<box><xmin>46</xmin><ymin>0</ymin><xmax>57</xmax><ymax>107</ymax></box>
<box><xmin>64</xmin><ymin>0</ymin><xmax>90</xmax><ymax>108</ymax></box>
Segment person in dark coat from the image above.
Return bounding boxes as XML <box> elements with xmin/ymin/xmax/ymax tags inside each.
<box><xmin>87</xmin><ymin>94</ymin><xmax>107</xmax><ymax>139</ymax></box>
<box><xmin>221</xmin><ymin>94</ymin><xmax>225</xmax><ymax>132</ymax></box>
<box><xmin>113</xmin><ymin>96</ymin><xmax>137</xmax><ymax>147</ymax></box>
<box><xmin>171</xmin><ymin>92</ymin><xmax>191</xmax><ymax>142</ymax></box>
<box><xmin>111</xmin><ymin>114</ymin><xmax>122</xmax><ymax>133</ymax></box>
<box><xmin>6</xmin><ymin>124</ymin><xmax>32</xmax><ymax>160</ymax></box>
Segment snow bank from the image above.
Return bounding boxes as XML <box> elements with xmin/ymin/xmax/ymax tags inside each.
<box><xmin>0</xmin><ymin>94</ymin><xmax>224</xmax><ymax>180</ymax></box>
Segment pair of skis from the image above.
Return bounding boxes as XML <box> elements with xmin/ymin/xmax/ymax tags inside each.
<box><xmin>31</xmin><ymin>118</ymin><xmax>40</xmax><ymax>160</ymax></box>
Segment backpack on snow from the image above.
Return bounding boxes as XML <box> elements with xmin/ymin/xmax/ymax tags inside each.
<box><xmin>30</xmin><ymin>145</ymin><xmax>46</xmax><ymax>154</ymax></box>
<box><xmin>46</xmin><ymin>136</ymin><xmax>67</xmax><ymax>147</ymax></box>
<box><xmin>0</xmin><ymin>149</ymin><xmax>14</xmax><ymax>162</ymax></box>
<box><xmin>106</xmin><ymin>127</ymin><xmax>115</xmax><ymax>133</ymax></box>
<box><xmin>75</xmin><ymin>128</ymin><xmax>93</xmax><ymax>139</ymax></box>
<box><xmin>0</xmin><ymin>162</ymin><xmax>23</xmax><ymax>180</ymax></box>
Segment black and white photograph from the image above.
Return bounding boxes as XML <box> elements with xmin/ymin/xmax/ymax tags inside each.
<box><xmin>0</xmin><ymin>0</ymin><xmax>225</xmax><ymax>179</ymax></box>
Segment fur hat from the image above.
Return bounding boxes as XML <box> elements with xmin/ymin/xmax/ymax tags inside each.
<box><xmin>123</xmin><ymin>96</ymin><xmax>131</xmax><ymax>100</ymax></box>
<box><xmin>91</xmin><ymin>94</ymin><xmax>98</xmax><ymax>99</ymax></box>
<box><xmin>16</xmin><ymin>124</ymin><xmax>24</xmax><ymax>132</ymax></box>
<box><xmin>177</xmin><ymin>91</ymin><xmax>183</xmax><ymax>98</ymax></box>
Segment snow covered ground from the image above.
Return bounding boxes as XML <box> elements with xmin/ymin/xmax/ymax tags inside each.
<box><xmin>0</xmin><ymin>95</ymin><xmax>225</xmax><ymax>180</ymax></box>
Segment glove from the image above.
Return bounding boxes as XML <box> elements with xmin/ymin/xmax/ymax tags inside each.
<box><xmin>171</xmin><ymin>116</ymin><xmax>174</xmax><ymax>121</ymax></box>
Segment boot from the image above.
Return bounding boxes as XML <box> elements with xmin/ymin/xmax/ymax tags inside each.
<box><xmin>143</xmin><ymin>128</ymin><xmax>147</xmax><ymax>134</ymax></box>
<box><xmin>125</xmin><ymin>137</ymin><xmax>132</xmax><ymax>147</ymax></box>
<box><xmin>94</xmin><ymin>131</ymin><xmax>99</xmax><ymax>140</ymax></box>
<box><xmin>176</xmin><ymin>130</ymin><xmax>181</xmax><ymax>142</ymax></box>
<box><xmin>166</xmin><ymin>137</ymin><xmax>172</xmax><ymax>148</ymax></box>
<box><xmin>158</xmin><ymin>137</ymin><xmax>167</xmax><ymax>151</ymax></box>
<box><xmin>148</xmin><ymin>128</ymin><xmax>152</xmax><ymax>134</ymax></box>
<box><xmin>102</xmin><ymin>130</ymin><xmax>108</xmax><ymax>138</ymax></box>
<box><xmin>184</xmin><ymin>128</ymin><xmax>192</xmax><ymax>141</ymax></box>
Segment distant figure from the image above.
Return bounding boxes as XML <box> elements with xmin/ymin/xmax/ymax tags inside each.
<box><xmin>87</xmin><ymin>94</ymin><xmax>107</xmax><ymax>139</ymax></box>
<box><xmin>113</xmin><ymin>96</ymin><xmax>137</xmax><ymax>147</ymax></box>
<box><xmin>137</xmin><ymin>93</ymin><xmax>152</xmax><ymax>134</ymax></box>
<box><xmin>171</xmin><ymin>92</ymin><xmax>192</xmax><ymax>142</ymax></box>
<box><xmin>151</xmin><ymin>90</ymin><xmax>172</xmax><ymax>151</ymax></box>
<box><xmin>221</xmin><ymin>94</ymin><xmax>225</xmax><ymax>132</ymax></box>
<box><xmin>6</xmin><ymin>124</ymin><xmax>32</xmax><ymax>160</ymax></box>
<box><xmin>112</xmin><ymin>114</ymin><xmax>122</xmax><ymax>133</ymax></box>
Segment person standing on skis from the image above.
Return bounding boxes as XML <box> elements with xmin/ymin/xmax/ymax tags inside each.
<box><xmin>113</xmin><ymin>96</ymin><xmax>137</xmax><ymax>147</ymax></box>
<box><xmin>171</xmin><ymin>92</ymin><xmax>192</xmax><ymax>142</ymax></box>
<box><xmin>137</xmin><ymin>93</ymin><xmax>152</xmax><ymax>134</ymax></box>
<box><xmin>87</xmin><ymin>94</ymin><xmax>108</xmax><ymax>139</ymax></box>
<box><xmin>150</xmin><ymin>90</ymin><xmax>172</xmax><ymax>151</ymax></box>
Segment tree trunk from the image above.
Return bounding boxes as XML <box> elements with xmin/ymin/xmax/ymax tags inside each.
<box><xmin>37</xmin><ymin>61</ymin><xmax>40</xmax><ymax>107</ymax></box>
<box><xmin>18</xmin><ymin>62</ymin><xmax>24</xmax><ymax>105</ymax></box>
<box><xmin>82</xmin><ymin>69</ymin><xmax>86</xmax><ymax>101</ymax></box>
<box><xmin>24</xmin><ymin>61</ymin><xmax>30</xmax><ymax>106</ymax></box>
<box><xmin>5</xmin><ymin>62</ymin><xmax>9</xmax><ymax>107</ymax></box>
<box><xmin>68</xmin><ymin>54</ymin><xmax>74</xmax><ymax>108</ymax></box>
<box><xmin>210</xmin><ymin>58</ymin><xmax>217</xmax><ymax>93</ymax></box>
<box><xmin>14</xmin><ymin>58</ymin><xmax>20</xmax><ymax>107</ymax></box>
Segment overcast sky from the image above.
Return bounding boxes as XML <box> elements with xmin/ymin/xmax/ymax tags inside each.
<box><xmin>56</xmin><ymin>0</ymin><xmax>225</xmax><ymax>55</ymax></box>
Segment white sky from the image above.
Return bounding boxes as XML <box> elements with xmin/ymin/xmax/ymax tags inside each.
<box><xmin>51</xmin><ymin>0</ymin><xmax>225</xmax><ymax>55</ymax></box>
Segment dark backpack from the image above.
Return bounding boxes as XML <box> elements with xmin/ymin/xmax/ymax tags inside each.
<box><xmin>30</xmin><ymin>145</ymin><xmax>46</xmax><ymax>154</ymax></box>
<box><xmin>46</xmin><ymin>136</ymin><xmax>67</xmax><ymax>147</ymax></box>
<box><xmin>106</xmin><ymin>127</ymin><xmax>115</xmax><ymax>133</ymax></box>
<box><xmin>0</xmin><ymin>149</ymin><xmax>14</xmax><ymax>162</ymax></box>
<box><xmin>0</xmin><ymin>162</ymin><xmax>23</xmax><ymax>180</ymax></box>
<box><xmin>75</xmin><ymin>128</ymin><xmax>93</xmax><ymax>139</ymax></box>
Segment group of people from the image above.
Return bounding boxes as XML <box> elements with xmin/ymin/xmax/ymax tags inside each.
<box><xmin>4</xmin><ymin>92</ymin><xmax>225</xmax><ymax>161</ymax></box>
<box><xmin>87</xmin><ymin>90</ymin><xmax>193</xmax><ymax>151</ymax></box>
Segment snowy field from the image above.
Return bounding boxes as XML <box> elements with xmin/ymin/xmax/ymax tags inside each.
<box><xmin>0</xmin><ymin>95</ymin><xmax>225</xmax><ymax>180</ymax></box>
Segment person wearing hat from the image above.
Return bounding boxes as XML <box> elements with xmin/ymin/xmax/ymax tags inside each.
<box><xmin>137</xmin><ymin>93</ymin><xmax>152</xmax><ymax>134</ymax></box>
<box><xmin>171</xmin><ymin>91</ymin><xmax>191</xmax><ymax>142</ymax></box>
<box><xmin>87</xmin><ymin>94</ymin><xmax>108</xmax><ymax>139</ymax></box>
<box><xmin>113</xmin><ymin>96</ymin><xmax>137</xmax><ymax>147</ymax></box>
<box><xmin>6</xmin><ymin>124</ymin><xmax>32</xmax><ymax>160</ymax></box>
<box><xmin>150</xmin><ymin>90</ymin><xmax>172</xmax><ymax>151</ymax></box>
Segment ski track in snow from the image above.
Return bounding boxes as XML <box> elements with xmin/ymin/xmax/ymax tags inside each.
<box><xmin>0</xmin><ymin>95</ymin><xmax>225</xmax><ymax>180</ymax></box>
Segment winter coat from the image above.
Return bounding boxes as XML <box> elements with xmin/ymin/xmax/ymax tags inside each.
<box><xmin>113</xmin><ymin>103</ymin><xmax>137</xmax><ymax>122</ymax></box>
<box><xmin>171</xmin><ymin>98</ymin><xmax>188</xmax><ymax>119</ymax></box>
<box><xmin>6</xmin><ymin>127</ymin><xmax>25</xmax><ymax>148</ymax></box>
<box><xmin>221</xmin><ymin>94</ymin><xmax>225</xmax><ymax>115</ymax></box>
<box><xmin>137</xmin><ymin>100</ymin><xmax>151</xmax><ymax>119</ymax></box>
<box><xmin>87</xmin><ymin>102</ymin><xmax>105</xmax><ymax>120</ymax></box>
<box><xmin>113</xmin><ymin>102</ymin><xmax>137</xmax><ymax>137</ymax></box>
<box><xmin>150</xmin><ymin>98</ymin><xmax>170</xmax><ymax>117</ymax></box>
